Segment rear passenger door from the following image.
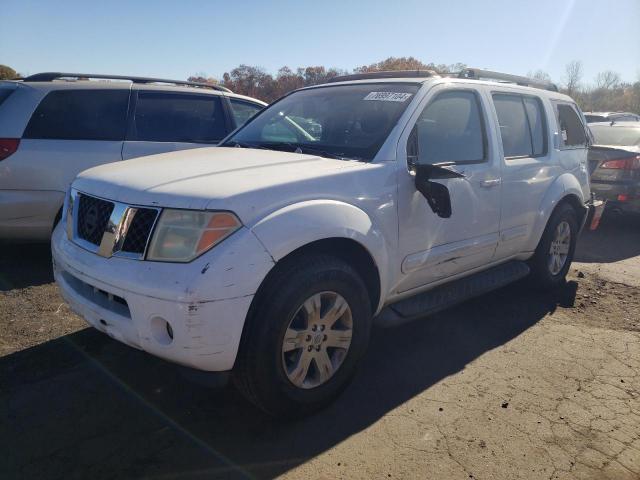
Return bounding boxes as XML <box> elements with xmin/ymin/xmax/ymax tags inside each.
<box><xmin>122</xmin><ymin>91</ymin><xmax>232</xmax><ymax>160</ymax></box>
<box><xmin>490</xmin><ymin>91</ymin><xmax>556</xmax><ymax>259</ymax></box>
<box><xmin>15</xmin><ymin>88</ymin><xmax>129</xmax><ymax>193</ymax></box>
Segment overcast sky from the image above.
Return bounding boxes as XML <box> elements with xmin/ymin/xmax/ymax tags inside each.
<box><xmin>2</xmin><ymin>0</ymin><xmax>639</xmax><ymax>85</ymax></box>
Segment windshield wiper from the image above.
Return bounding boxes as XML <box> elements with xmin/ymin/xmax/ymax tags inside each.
<box><xmin>225</xmin><ymin>140</ymin><xmax>268</xmax><ymax>150</ymax></box>
<box><xmin>259</xmin><ymin>142</ymin><xmax>349</xmax><ymax>160</ymax></box>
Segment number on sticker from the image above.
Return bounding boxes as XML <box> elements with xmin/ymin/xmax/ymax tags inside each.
<box><xmin>363</xmin><ymin>92</ymin><xmax>413</xmax><ymax>102</ymax></box>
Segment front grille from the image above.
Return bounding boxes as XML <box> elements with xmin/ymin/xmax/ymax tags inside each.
<box><xmin>77</xmin><ymin>194</ymin><xmax>114</xmax><ymax>245</ymax></box>
<box><xmin>121</xmin><ymin>208</ymin><xmax>158</xmax><ymax>254</ymax></box>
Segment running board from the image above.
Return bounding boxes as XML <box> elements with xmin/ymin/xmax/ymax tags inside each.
<box><xmin>375</xmin><ymin>261</ymin><xmax>530</xmax><ymax>328</ymax></box>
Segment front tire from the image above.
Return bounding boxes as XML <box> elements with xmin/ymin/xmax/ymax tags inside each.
<box><xmin>529</xmin><ymin>203</ymin><xmax>578</xmax><ymax>289</ymax></box>
<box><xmin>233</xmin><ymin>254</ymin><xmax>372</xmax><ymax>417</ymax></box>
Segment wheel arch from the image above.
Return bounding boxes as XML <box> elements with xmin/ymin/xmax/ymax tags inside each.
<box><xmin>526</xmin><ymin>173</ymin><xmax>588</xmax><ymax>252</ymax></box>
<box><xmin>250</xmin><ymin>199</ymin><xmax>390</xmax><ymax>314</ymax></box>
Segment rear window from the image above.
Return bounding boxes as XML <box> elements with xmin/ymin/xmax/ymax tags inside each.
<box><xmin>590</xmin><ymin>125</ymin><xmax>640</xmax><ymax>146</ymax></box>
<box><xmin>131</xmin><ymin>92</ymin><xmax>227</xmax><ymax>143</ymax></box>
<box><xmin>23</xmin><ymin>90</ymin><xmax>129</xmax><ymax>141</ymax></box>
<box><xmin>585</xmin><ymin>115</ymin><xmax>607</xmax><ymax>123</ymax></box>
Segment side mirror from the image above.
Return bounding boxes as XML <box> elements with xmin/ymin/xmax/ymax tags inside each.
<box><xmin>414</xmin><ymin>164</ymin><xmax>464</xmax><ymax>219</ymax></box>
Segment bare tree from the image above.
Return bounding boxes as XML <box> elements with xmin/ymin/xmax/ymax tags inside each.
<box><xmin>595</xmin><ymin>70</ymin><xmax>621</xmax><ymax>90</ymax></box>
<box><xmin>563</xmin><ymin>60</ymin><xmax>583</xmax><ymax>96</ymax></box>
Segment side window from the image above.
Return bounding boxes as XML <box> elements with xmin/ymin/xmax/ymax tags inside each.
<box><xmin>229</xmin><ymin>99</ymin><xmax>263</xmax><ymax>127</ymax></box>
<box><xmin>23</xmin><ymin>90</ymin><xmax>129</xmax><ymax>141</ymax></box>
<box><xmin>492</xmin><ymin>94</ymin><xmax>532</xmax><ymax>158</ymax></box>
<box><xmin>132</xmin><ymin>92</ymin><xmax>226</xmax><ymax>143</ymax></box>
<box><xmin>412</xmin><ymin>90</ymin><xmax>486</xmax><ymax>165</ymax></box>
<box><xmin>523</xmin><ymin>96</ymin><xmax>547</xmax><ymax>156</ymax></box>
<box><xmin>555</xmin><ymin>103</ymin><xmax>587</xmax><ymax>148</ymax></box>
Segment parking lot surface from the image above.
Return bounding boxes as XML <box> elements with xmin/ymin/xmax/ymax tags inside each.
<box><xmin>2</xmin><ymin>215</ymin><xmax>639</xmax><ymax>479</ymax></box>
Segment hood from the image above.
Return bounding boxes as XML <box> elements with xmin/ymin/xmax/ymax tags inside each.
<box><xmin>73</xmin><ymin>147</ymin><xmax>378</xmax><ymax>224</ymax></box>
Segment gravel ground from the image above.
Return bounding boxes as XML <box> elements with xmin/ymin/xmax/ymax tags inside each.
<box><xmin>1</xmin><ymin>215</ymin><xmax>639</xmax><ymax>480</ymax></box>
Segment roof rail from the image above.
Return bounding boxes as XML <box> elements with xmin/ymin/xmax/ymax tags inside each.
<box><xmin>456</xmin><ymin>68</ymin><xmax>558</xmax><ymax>92</ymax></box>
<box><xmin>327</xmin><ymin>70</ymin><xmax>439</xmax><ymax>83</ymax></box>
<box><xmin>21</xmin><ymin>72</ymin><xmax>232</xmax><ymax>93</ymax></box>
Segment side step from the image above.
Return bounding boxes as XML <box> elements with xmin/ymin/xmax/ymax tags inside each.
<box><xmin>375</xmin><ymin>261</ymin><xmax>530</xmax><ymax>328</ymax></box>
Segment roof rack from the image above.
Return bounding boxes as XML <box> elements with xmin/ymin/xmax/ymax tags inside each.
<box><xmin>21</xmin><ymin>72</ymin><xmax>232</xmax><ymax>93</ymax></box>
<box><xmin>327</xmin><ymin>70</ymin><xmax>439</xmax><ymax>83</ymax></box>
<box><xmin>456</xmin><ymin>68</ymin><xmax>558</xmax><ymax>92</ymax></box>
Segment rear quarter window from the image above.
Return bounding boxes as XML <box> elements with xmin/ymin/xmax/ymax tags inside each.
<box><xmin>23</xmin><ymin>90</ymin><xmax>130</xmax><ymax>141</ymax></box>
<box><xmin>555</xmin><ymin>103</ymin><xmax>587</xmax><ymax>148</ymax></box>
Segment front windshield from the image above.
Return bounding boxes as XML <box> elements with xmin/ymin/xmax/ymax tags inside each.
<box><xmin>223</xmin><ymin>83</ymin><xmax>420</xmax><ymax>161</ymax></box>
<box><xmin>590</xmin><ymin>125</ymin><xmax>640</xmax><ymax>146</ymax></box>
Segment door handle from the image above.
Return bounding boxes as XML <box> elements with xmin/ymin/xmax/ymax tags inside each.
<box><xmin>480</xmin><ymin>178</ymin><xmax>501</xmax><ymax>188</ymax></box>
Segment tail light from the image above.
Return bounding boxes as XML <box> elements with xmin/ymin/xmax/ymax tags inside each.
<box><xmin>601</xmin><ymin>155</ymin><xmax>640</xmax><ymax>171</ymax></box>
<box><xmin>0</xmin><ymin>138</ymin><xmax>19</xmax><ymax>161</ymax></box>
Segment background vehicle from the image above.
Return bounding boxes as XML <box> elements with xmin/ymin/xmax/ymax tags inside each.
<box><xmin>52</xmin><ymin>69</ymin><xmax>598</xmax><ymax>416</ymax></box>
<box><xmin>0</xmin><ymin>73</ymin><xmax>266</xmax><ymax>241</ymax></box>
<box><xmin>584</xmin><ymin>111</ymin><xmax>640</xmax><ymax>123</ymax></box>
<box><xmin>589</xmin><ymin>121</ymin><xmax>640</xmax><ymax>215</ymax></box>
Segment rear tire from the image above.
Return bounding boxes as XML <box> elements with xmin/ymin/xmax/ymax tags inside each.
<box><xmin>233</xmin><ymin>254</ymin><xmax>372</xmax><ymax>418</ymax></box>
<box><xmin>528</xmin><ymin>203</ymin><xmax>578</xmax><ymax>289</ymax></box>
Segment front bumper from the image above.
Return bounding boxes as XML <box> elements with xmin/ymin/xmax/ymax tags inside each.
<box><xmin>52</xmin><ymin>224</ymin><xmax>275</xmax><ymax>371</ymax></box>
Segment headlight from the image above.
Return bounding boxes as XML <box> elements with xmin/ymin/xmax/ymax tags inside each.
<box><xmin>146</xmin><ymin>209</ymin><xmax>241</xmax><ymax>262</ymax></box>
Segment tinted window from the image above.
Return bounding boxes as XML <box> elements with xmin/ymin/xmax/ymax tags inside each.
<box><xmin>493</xmin><ymin>94</ymin><xmax>532</xmax><ymax>157</ymax></box>
<box><xmin>132</xmin><ymin>92</ymin><xmax>226</xmax><ymax>143</ymax></box>
<box><xmin>229</xmin><ymin>99</ymin><xmax>262</xmax><ymax>127</ymax></box>
<box><xmin>225</xmin><ymin>83</ymin><xmax>419</xmax><ymax>161</ymax></box>
<box><xmin>556</xmin><ymin>104</ymin><xmax>587</xmax><ymax>147</ymax></box>
<box><xmin>523</xmin><ymin>96</ymin><xmax>547</xmax><ymax>156</ymax></box>
<box><xmin>585</xmin><ymin>115</ymin><xmax>607</xmax><ymax>123</ymax></box>
<box><xmin>414</xmin><ymin>90</ymin><xmax>485</xmax><ymax>164</ymax></box>
<box><xmin>24</xmin><ymin>90</ymin><xmax>129</xmax><ymax>141</ymax></box>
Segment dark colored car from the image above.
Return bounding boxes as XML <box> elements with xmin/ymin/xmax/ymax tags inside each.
<box><xmin>589</xmin><ymin>121</ymin><xmax>640</xmax><ymax>215</ymax></box>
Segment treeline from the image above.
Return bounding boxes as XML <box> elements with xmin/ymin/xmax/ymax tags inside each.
<box><xmin>191</xmin><ymin>57</ymin><xmax>640</xmax><ymax>113</ymax></box>
<box><xmin>189</xmin><ymin>57</ymin><xmax>466</xmax><ymax>103</ymax></box>
<box><xmin>2</xmin><ymin>57</ymin><xmax>638</xmax><ymax>114</ymax></box>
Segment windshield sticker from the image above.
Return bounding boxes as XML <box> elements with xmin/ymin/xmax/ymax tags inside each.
<box><xmin>363</xmin><ymin>92</ymin><xmax>413</xmax><ymax>102</ymax></box>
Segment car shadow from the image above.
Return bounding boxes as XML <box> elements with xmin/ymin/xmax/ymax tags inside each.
<box><xmin>0</xmin><ymin>242</ymin><xmax>53</xmax><ymax>291</ymax></box>
<box><xmin>2</xmin><ymin>279</ymin><xmax>577</xmax><ymax>479</ymax></box>
<box><xmin>576</xmin><ymin>213</ymin><xmax>640</xmax><ymax>264</ymax></box>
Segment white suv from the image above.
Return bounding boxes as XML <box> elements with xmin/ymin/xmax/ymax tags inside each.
<box><xmin>52</xmin><ymin>69</ymin><xmax>602</xmax><ymax>416</ymax></box>
<box><xmin>0</xmin><ymin>73</ymin><xmax>265</xmax><ymax>241</ymax></box>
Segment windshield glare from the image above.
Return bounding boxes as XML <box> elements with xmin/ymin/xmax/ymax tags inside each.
<box><xmin>224</xmin><ymin>83</ymin><xmax>420</xmax><ymax>161</ymax></box>
<box><xmin>590</xmin><ymin>125</ymin><xmax>640</xmax><ymax>146</ymax></box>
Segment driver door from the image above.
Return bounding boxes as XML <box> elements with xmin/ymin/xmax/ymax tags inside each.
<box><xmin>395</xmin><ymin>85</ymin><xmax>502</xmax><ymax>293</ymax></box>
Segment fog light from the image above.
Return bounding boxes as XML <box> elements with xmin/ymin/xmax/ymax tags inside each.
<box><xmin>150</xmin><ymin>316</ymin><xmax>174</xmax><ymax>345</ymax></box>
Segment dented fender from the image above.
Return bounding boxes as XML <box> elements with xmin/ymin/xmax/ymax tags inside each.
<box><xmin>250</xmin><ymin>200</ymin><xmax>391</xmax><ymax>312</ymax></box>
